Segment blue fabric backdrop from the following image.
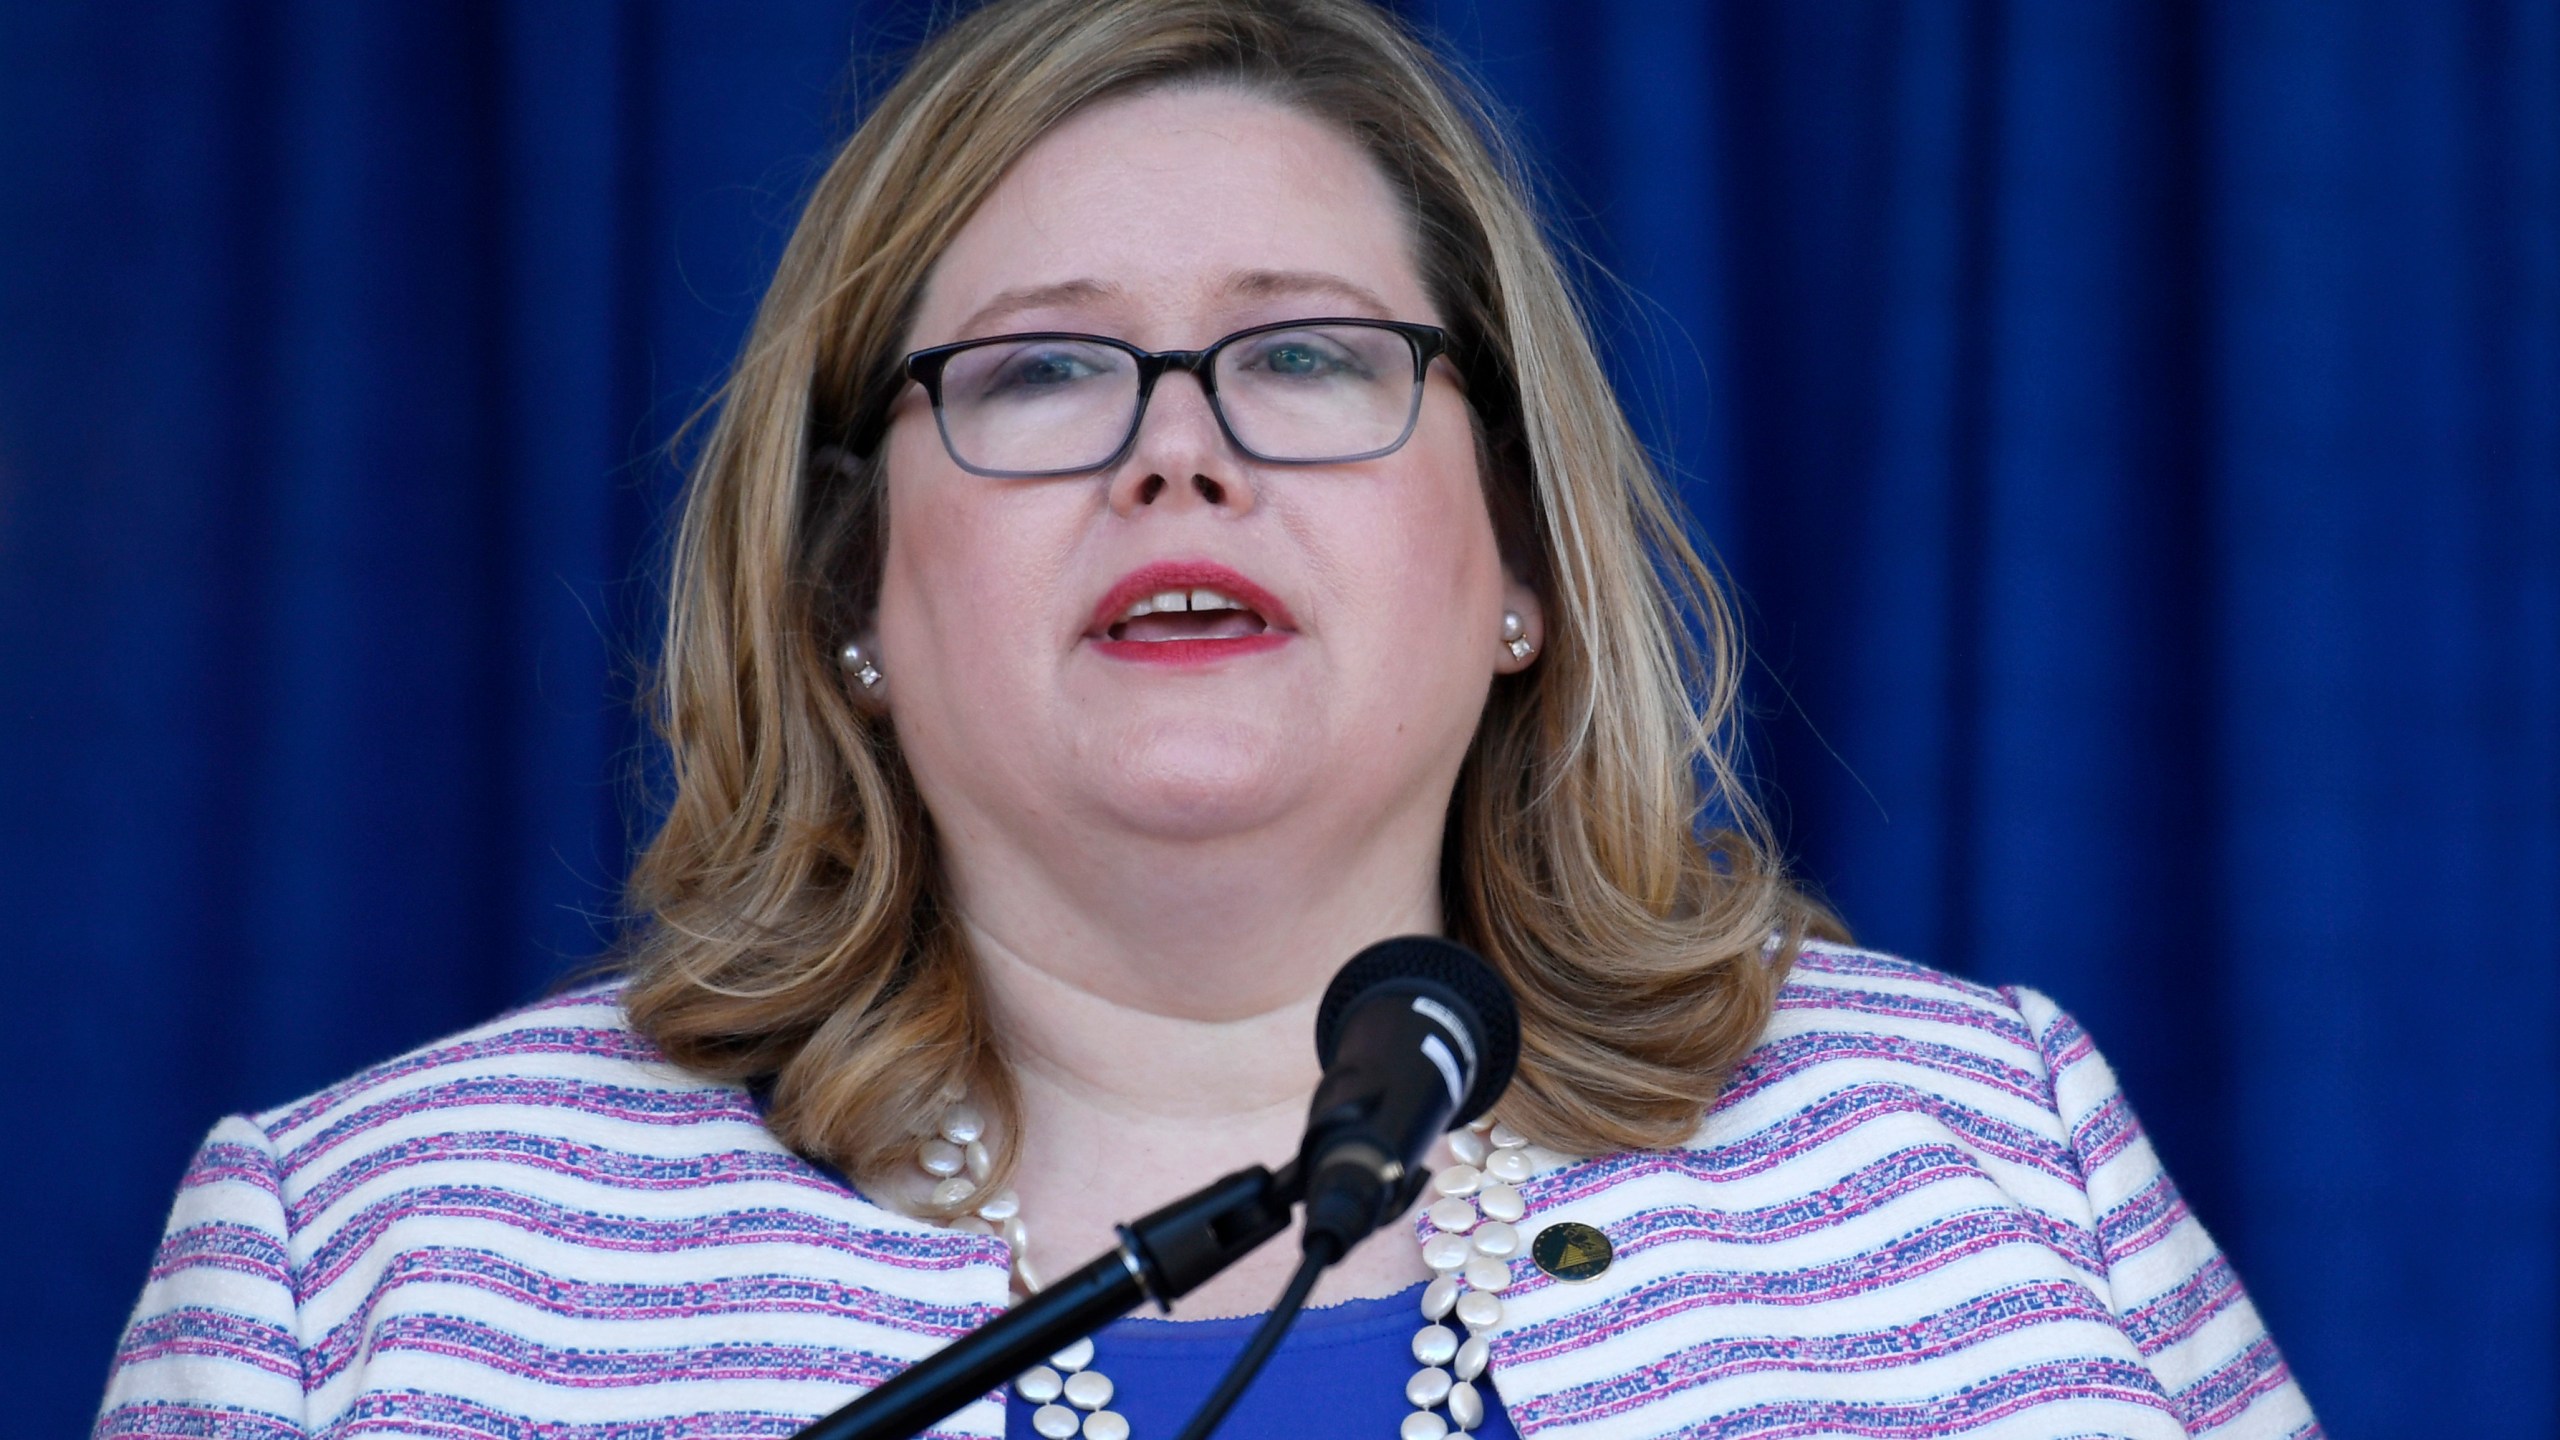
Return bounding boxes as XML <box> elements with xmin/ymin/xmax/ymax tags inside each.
<box><xmin>3</xmin><ymin>3</ymin><xmax>2552</xmax><ymax>1435</ymax></box>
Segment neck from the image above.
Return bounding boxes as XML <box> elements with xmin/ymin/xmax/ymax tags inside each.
<box><xmin>973</xmin><ymin>925</ymin><xmax>1327</xmax><ymax>1133</ymax></box>
<box><xmin>945</xmin><ymin>807</ymin><xmax>1449</xmax><ymax>1314</ymax></box>
<box><xmin>945</xmin><ymin>783</ymin><xmax>1450</xmax><ymax>1013</ymax></box>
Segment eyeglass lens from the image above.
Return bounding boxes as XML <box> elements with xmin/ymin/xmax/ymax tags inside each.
<box><xmin>932</xmin><ymin>323</ymin><xmax>1423</xmax><ymax>475</ymax></box>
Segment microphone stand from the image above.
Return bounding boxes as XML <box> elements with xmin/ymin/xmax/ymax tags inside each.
<box><xmin>790</xmin><ymin>1162</ymin><xmax>1303</xmax><ymax>1440</ymax></box>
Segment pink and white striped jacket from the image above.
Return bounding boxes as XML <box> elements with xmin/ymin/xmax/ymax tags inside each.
<box><xmin>97</xmin><ymin>944</ymin><xmax>2321</xmax><ymax>1438</ymax></box>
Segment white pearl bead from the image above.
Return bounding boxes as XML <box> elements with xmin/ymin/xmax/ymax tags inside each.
<box><xmin>1463</xmin><ymin>1256</ymin><xmax>1511</xmax><ymax>1292</ymax></box>
<box><xmin>1447</xmin><ymin>1380</ymin><xmax>1485</xmax><ymax>1431</ymax></box>
<box><xmin>1002</xmin><ymin>1216</ymin><xmax>1030</xmax><ymax>1253</ymax></box>
<box><xmin>919</xmin><ymin>1139</ymin><xmax>965</xmax><ymax>1177</ymax></box>
<box><xmin>954</xmin><ymin>1215</ymin><xmax>996</xmax><ymax>1236</ymax></box>
<box><xmin>1484</xmin><ymin>1149</ymin><xmax>1533</xmax><ymax>1183</ymax></box>
<box><xmin>1455</xmin><ymin>1289</ymin><xmax>1502</xmax><ymax>1331</ymax></box>
<box><xmin>931</xmin><ymin>1177</ymin><xmax>976</xmax><ymax>1207</ymax></box>
<box><xmin>1471</xmin><ymin>1221</ymin><xmax>1521</xmax><ymax>1258</ymax></box>
<box><xmin>1431</xmin><ymin>1164</ymin><xmax>1483</xmax><ymax>1197</ymax></box>
<box><xmin>1406</xmin><ymin>1366</ymin><xmax>1454</xmax><ymax>1408</ymax></box>
<box><xmin>965</xmin><ymin>1139</ymin><xmax>993</xmax><ymax>1181</ymax></box>
<box><xmin>1421</xmin><ymin>1275</ymin><xmax>1460</xmax><ymax>1320</ymax></box>
<box><xmin>1449</xmin><ymin>1130</ymin><xmax>1489</xmax><ymax>1166</ymax></box>
<box><xmin>1422</xmin><ymin>1232</ymin><xmax>1473</xmax><ymax>1272</ymax></box>
<box><xmin>977</xmin><ymin>1190</ymin><xmax>1021</xmax><ymax>1222</ymax></box>
<box><xmin>1426</xmin><ymin>1197</ymin><xmax>1478</xmax><ymax>1234</ymax></box>
<box><xmin>1400</xmin><ymin>1411</ymin><xmax>1451</xmax><ymax>1440</ymax></box>
<box><xmin>1017</xmin><ymin>1365</ymin><xmax>1065</xmax><ymax>1403</ymax></box>
<box><xmin>1013</xmin><ymin>1257</ymin><xmax>1042</xmax><ymax>1294</ymax></box>
<box><xmin>1475</xmin><ymin>1184</ymin><xmax>1524</xmax><ymax>1223</ymax></box>
<box><xmin>1411</xmin><ymin>1323</ymin><xmax>1459</xmax><ymax>1365</ymax></box>
<box><xmin>1488</xmin><ymin>1123</ymin><xmax>1526</xmax><ymax>1149</ymax></box>
<box><xmin>1049</xmin><ymin>1337</ymin><xmax>1095</xmax><ymax>1372</ymax></box>
<box><xmin>1082</xmin><ymin>1412</ymin><xmax>1129</xmax><ymax>1440</ymax></box>
<box><xmin>1063</xmin><ymin>1369</ymin><xmax>1113</xmax><ymax>1410</ymax></box>
<box><xmin>1454</xmin><ymin>1334</ymin><xmax>1490</xmax><ymax>1381</ymax></box>
<box><xmin>1033</xmin><ymin>1404</ymin><xmax>1080</xmax><ymax>1439</ymax></box>
<box><xmin>941</xmin><ymin>1104</ymin><xmax>986</xmax><ymax>1145</ymax></box>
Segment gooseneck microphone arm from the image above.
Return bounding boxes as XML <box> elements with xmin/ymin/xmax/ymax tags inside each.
<box><xmin>789</xmin><ymin>1163</ymin><xmax>1300</xmax><ymax>1440</ymax></box>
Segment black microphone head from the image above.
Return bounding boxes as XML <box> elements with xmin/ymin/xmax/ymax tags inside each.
<box><xmin>1314</xmin><ymin>936</ymin><xmax>1519</xmax><ymax>1128</ymax></box>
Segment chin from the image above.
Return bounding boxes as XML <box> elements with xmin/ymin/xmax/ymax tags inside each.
<box><xmin>1089</xmin><ymin>731</ymin><xmax>1309</xmax><ymax>840</ymax></box>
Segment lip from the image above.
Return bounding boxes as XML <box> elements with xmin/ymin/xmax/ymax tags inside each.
<box><xmin>1086</xmin><ymin>559</ymin><xmax>1297</xmax><ymax>665</ymax></box>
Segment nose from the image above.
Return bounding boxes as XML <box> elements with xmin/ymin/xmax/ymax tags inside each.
<box><xmin>1105</xmin><ymin>367</ymin><xmax>1259</xmax><ymax>518</ymax></box>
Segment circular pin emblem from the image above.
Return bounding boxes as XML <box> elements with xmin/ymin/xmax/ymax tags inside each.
<box><xmin>1529</xmin><ymin>1221</ymin><xmax>1614</xmax><ymax>1283</ymax></box>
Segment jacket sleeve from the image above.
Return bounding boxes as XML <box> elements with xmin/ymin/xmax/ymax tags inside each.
<box><xmin>94</xmin><ymin>1115</ymin><xmax>311</xmax><ymax>1440</ymax></box>
<box><xmin>2005</xmin><ymin>987</ymin><xmax>2323</xmax><ymax>1440</ymax></box>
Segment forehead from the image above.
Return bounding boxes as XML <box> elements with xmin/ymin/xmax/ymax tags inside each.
<box><xmin>912</xmin><ymin>85</ymin><xmax>1432</xmax><ymax>345</ymax></box>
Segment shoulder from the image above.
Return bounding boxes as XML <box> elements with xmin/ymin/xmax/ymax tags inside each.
<box><xmin>232</xmin><ymin>980</ymin><xmax>947</xmax><ymax>1259</ymax></box>
<box><xmin>1492</xmin><ymin>950</ymin><xmax>2289</xmax><ymax>1438</ymax></box>
<box><xmin>121</xmin><ymin>995</ymin><xmax>1017</xmax><ymax>1434</ymax></box>
<box><xmin>246</xmin><ymin>980</ymin><xmax>734</xmax><ymax>1169</ymax></box>
<box><xmin>1610</xmin><ymin>940</ymin><xmax>2097</xmax><ymax>1222</ymax></box>
<box><xmin>1773</xmin><ymin>938</ymin><xmax>2039</xmax><ymax>1035</ymax></box>
<box><xmin>1724</xmin><ymin>938</ymin><xmax>2072</xmax><ymax>1123</ymax></box>
<box><xmin>255</xmin><ymin>979</ymin><xmax>678</xmax><ymax>1121</ymax></box>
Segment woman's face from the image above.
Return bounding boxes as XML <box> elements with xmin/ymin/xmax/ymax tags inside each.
<box><xmin>876</xmin><ymin>85</ymin><xmax>1539</xmax><ymax>873</ymax></box>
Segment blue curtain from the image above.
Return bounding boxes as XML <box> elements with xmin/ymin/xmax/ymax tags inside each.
<box><xmin>2</xmin><ymin>3</ymin><xmax>2550</xmax><ymax>1435</ymax></box>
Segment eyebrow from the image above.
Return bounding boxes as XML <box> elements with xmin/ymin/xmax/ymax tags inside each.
<box><xmin>1225</xmin><ymin>269</ymin><xmax>1397</xmax><ymax>317</ymax></box>
<box><xmin>951</xmin><ymin>269</ymin><xmax>1400</xmax><ymax>340</ymax></box>
<box><xmin>956</xmin><ymin>279</ymin><xmax>1123</xmax><ymax>339</ymax></box>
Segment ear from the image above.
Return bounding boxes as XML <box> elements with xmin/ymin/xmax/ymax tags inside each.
<box><xmin>1494</xmin><ymin>576</ymin><xmax>1545</xmax><ymax>675</ymax></box>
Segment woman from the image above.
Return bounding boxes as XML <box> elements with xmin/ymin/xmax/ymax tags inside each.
<box><xmin>97</xmin><ymin>1</ymin><xmax>2319</xmax><ymax>1437</ymax></box>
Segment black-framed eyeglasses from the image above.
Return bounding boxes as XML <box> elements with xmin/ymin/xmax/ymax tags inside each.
<box><xmin>902</xmin><ymin>317</ymin><xmax>1449</xmax><ymax>478</ymax></box>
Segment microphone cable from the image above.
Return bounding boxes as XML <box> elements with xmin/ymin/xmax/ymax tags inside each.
<box><xmin>1166</xmin><ymin>1234</ymin><xmax>1340</xmax><ymax>1440</ymax></box>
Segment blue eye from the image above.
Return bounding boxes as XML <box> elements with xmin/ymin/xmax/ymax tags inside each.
<box><xmin>1240</xmin><ymin>333</ymin><xmax>1370</xmax><ymax>382</ymax></box>
<box><xmin>1263</xmin><ymin>343</ymin><xmax>1330</xmax><ymax>376</ymax></box>
<box><xmin>993</xmin><ymin>349</ymin><xmax>1102</xmax><ymax>390</ymax></box>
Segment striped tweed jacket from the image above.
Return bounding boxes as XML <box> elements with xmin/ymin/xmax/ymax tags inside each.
<box><xmin>97</xmin><ymin>945</ymin><xmax>2320</xmax><ymax>1439</ymax></box>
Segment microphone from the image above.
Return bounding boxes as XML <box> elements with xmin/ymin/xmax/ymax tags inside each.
<box><xmin>1296</xmin><ymin>937</ymin><xmax>1520</xmax><ymax>1262</ymax></box>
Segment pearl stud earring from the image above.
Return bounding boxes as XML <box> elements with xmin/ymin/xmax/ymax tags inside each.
<box><xmin>1502</xmin><ymin>611</ymin><xmax>1535</xmax><ymax>661</ymax></box>
<box><xmin>838</xmin><ymin>639</ymin><xmax>883</xmax><ymax>692</ymax></box>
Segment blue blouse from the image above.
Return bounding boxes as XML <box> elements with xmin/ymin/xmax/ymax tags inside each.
<box><xmin>1004</xmin><ymin>1283</ymin><xmax>1520</xmax><ymax>1440</ymax></box>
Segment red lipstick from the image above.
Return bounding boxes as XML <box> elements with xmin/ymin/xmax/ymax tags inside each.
<box><xmin>1088</xmin><ymin>560</ymin><xmax>1296</xmax><ymax>666</ymax></box>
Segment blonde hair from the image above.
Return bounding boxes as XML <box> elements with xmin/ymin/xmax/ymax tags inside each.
<box><xmin>622</xmin><ymin>0</ymin><xmax>1838</xmax><ymax>1212</ymax></box>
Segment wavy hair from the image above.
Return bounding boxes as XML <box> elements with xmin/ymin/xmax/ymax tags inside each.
<box><xmin>621</xmin><ymin>0</ymin><xmax>1840</xmax><ymax>1214</ymax></box>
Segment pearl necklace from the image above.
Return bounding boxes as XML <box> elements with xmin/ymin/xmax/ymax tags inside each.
<box><xmin>914</xmin><ymin>1107</ymin><xmax>1536</xmax><ymax>1440</ymax></box>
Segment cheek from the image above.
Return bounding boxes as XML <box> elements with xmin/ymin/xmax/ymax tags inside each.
<box><xmin>874</xmin><ymin>430</ymin><xmax>1052</xmax><ymax>667</ymax></box>
<box><xmin>1368</xmin><ymin>411</ymin><xmax>1507</xmax><ymax>615</ymax></box>
<box><xmin>873</xmin><ymin>431</ymin><xmax>950</xmax><ymax>638</ymax></box>
<box><xmin>1288</xmin><ymin>414</ymin><xmax>1507</xmax><ymax>723</ymax></box>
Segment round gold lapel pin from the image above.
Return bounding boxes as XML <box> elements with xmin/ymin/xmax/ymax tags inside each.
<box><xmin>1529</xmin><ymin>1221</ymin><xmax>1614</xmax><ymax>1282</ymax></box>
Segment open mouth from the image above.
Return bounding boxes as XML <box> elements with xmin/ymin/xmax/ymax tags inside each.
<box><xmin>1087</xmin><ymin>564</ymin><xmax>1295</xmax><ymax>664</ymax></box>
<box><xmin>1105</xmin><ymin>587</ymin><xmax>1273</xmax><ymax>643</ymax></box>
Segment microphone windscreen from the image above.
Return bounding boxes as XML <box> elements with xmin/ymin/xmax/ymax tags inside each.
<box><xmin>1313</xmin><ymin>936</ymin><xmax>1519</xmax><ymax>1128</ymax></box>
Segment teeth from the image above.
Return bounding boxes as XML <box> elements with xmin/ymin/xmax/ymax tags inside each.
<box><xmin>1117</xmin><ymin>587</ymin><xmax>1250</xmax><ymax>624</ymax></box>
